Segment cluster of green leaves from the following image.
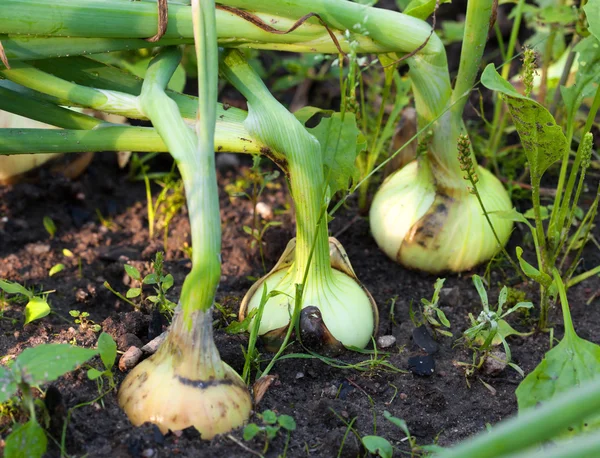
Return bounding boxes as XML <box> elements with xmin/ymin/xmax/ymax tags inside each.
<box><xmin>104</xmin><ymin>252</ymin><xmax>176</xmax><ymax>315</ymax></box>
<box><xmin>0</xmin><ymin>280</ymin><xmax>52</xmax><ymax>326</ymax></box>
<box><xmin>459</xmin><ymin>275</ymin><xmax>533</xmax><ymax>378</ymax></box>
<box><xmin>69</xmin><ymin>310</ymin><xmax>101</xmax><ymax>332</ymax></box>
<box><xmin>243</xmin><ymin>409</ymin><xmax>296</xmax><ymax>455</ymax></box>
<box><xmin>410</xmin><ymin>278</ymin><xmax>452</xmax><ymax>337</ymax></box>
<box><xmin>0</xmin><ymin>343</ymin><xmax>100</xmax><ymax>458</ymax></box>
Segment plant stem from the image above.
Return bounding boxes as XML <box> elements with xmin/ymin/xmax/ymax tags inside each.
<box><xmin>450</xmin><ymin>0</ymin><xmax>495</xmax><ymax>117</ymax></box>
<box><xmin>221</xmin><ymin>50</ymin><xmax>331</xmax><ymax>283</ymax></box>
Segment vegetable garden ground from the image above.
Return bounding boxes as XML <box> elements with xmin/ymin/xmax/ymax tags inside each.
<box><xmin>1</xmin><ymin>0</ymin><xmax>600</xmax><ymax>456</ymax></box>
<box><xmin>1</xmin><ymin>151</ymin><xmax>598</xmax><ymax>456</ymax></box>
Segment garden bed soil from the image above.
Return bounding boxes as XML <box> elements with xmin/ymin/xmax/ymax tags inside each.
<box><xmin>1</xmin><ymin>151</ymin><xmax>599</xmax><ymax>458</ymax></box>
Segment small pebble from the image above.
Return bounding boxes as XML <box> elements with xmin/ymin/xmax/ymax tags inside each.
<box><xmin>377</xmin><ymin>335</ymin><xmax>396</xmax><ymax>349</ymax></box>
<box><xmin>75</xmin><ymin>289</ymin><xmax>89</xmax><ymax>303</ymax></box>
<box><xmin>119</xmin><ymin>346</ymin><xmax>142</xmax><ymax>372</ymax></box>
<box><xmin>439</xmin><ymin>286</ymin><xmax>461</xmax><ymax>307</ymax></box>
<box><xmin>399</xmin><ymin>393</ymin><xmax>408</xmax><ymax>400</ymax></box>
<box><xmin>142</xmin><ymin>449</ymin><xmax>155</xmax><ymax>458</ymax></box>
<box><xmin>295</xmin><ymin>372</ymin><xmax>304</xmax><ymax>379</ymax></box>
<box><xmin>482</xmin><ymin>351</ymin><xmax>508</xmax><ymax>376</ymax></box>
<box><xmin>255</xmin><ymin>202</ymin><xmax>273</xmax><ymax>220</ymax></box>
<box><xmin>322</xmin><ymin>385</ymin><xmax>338</xmax><ymax>398</ymax></box>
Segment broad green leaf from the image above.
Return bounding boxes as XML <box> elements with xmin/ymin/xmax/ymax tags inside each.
<box><xmin>0</xmin><ymin>365</ymin><xmax>17</xmax><ymax>403</ymax></box>
<box><xmin>308</xmin><ymin>113</ymin><xmax>363</xmax><ymax>195</ymax></box>
<box><xmin>265</xmin><ymin>425</ymin><xmax>279</xmax><ymax>440</ymax></box>
<box><xmin>143</xmin><ymin>273</ymin><xmax>158</xmax><ymax>285</ymax></box>
<box><xmin>0</xmin><ymin>280</ymin><xmax>33</xmax><ymax>297</ymax></box>
<box><xmin>242</xmin><ymin>423</ymin><xmax>261</xmax><ymax>441</ymax></box>
<box><xmin>162</xmin><ymin>274</ymin><xmax>174</xmax><ymax>290</ymax></box>
<box><xmin>87</xmin><ymin>368</ymin><xmax>103</xmax><ymax>380</ymax></box>
<box><xmin>24</xmin><ymin>297</ymin><xmax>50</xmax><ymax>326</ymax></box>
<box><xmin>278</xmin><ymin>414</ymin><xmax>297</xmax><ymax>431</ymax></box>
<box><xmin>481</xmin><ymin>65</ymin><xmax>566</xmax><ymax>179</ymax></box>
<box><xmin>516</xmin><ymin>247</ymin><xmax>552</xmax><ymax>287</ymax></box>
<box><xmin>48</xmin><ymin>263</ymin><xmax>65</xmax><ymax>277</ymax></box>
<box><xmin>4</xmin><ymin>420</ymin><xmax>47</xmax><ymax>458</ymax></box>
<box><xmin>472</xmin><ymin>275</ymin><xmax>489</xmax><ymax>310</ymax></box>
<box><xmin>124</xmin><ymin>265</ymin><xmax>141</xmax><ymax>281</ymax></box>
<box><xmin>97</xmin><ymin>332</ymin><xmax>117</xmax><ymax>371</ymax></box>
<box><xmin>362</xmin><ymin>436</ymin><xmax>393</xmax><ymax>458</ymax></box>
<box><xmin>42</xmin><ymin>216</ymin><xmax>56</xmax><ymax>239</ymax></box>
<box><xmin>516</xmin><ymin>334</ymin><xmax>600</xmax><ymax>436</ymax></box>
<box><xmin>126</xmin><ymin>288</ymin><xmax>141</xmax><ymax>299</ymax></box>
<box><xmin>584</xmin><ymin>0</ymin><xmax>600</xmax><ymax>41</ymax></box>
<box><xmin>16</xmin><ymin>344</ymin><xmax>99</xmax><ymax>386</ymax></box>
<box><xmin>474</xmin><ymin>319</ymin><xmax>531</xmax><ymax>346</ymax></box>
<box><xmin>561</xmin><ymin>37</ymin><xmax>600</xmax><ymax>121</ymax></box>
<box><xmin>261</xmin><ymin>410</ymin><xmax>277</xmax><ymax>424</ymax></box>
<box><xmin>404</xmin><ymin>0</ymin><xmax>451</xmax><ymax>19</ymax></box>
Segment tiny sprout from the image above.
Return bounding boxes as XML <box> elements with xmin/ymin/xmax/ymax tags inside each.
<box><xmin>42</xmin><ymin>216</ymin><xmax>56</xmax><ymax>239</ymax></box>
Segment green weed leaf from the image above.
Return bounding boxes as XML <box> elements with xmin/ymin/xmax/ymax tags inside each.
<box><xmin>516</xmin><ymin>334</ymin><xmax>600</xmax><ymax>436</ymax></box>
<box><xmin>278</xmin><ymin>414</ymin><xmax>296</xmax><ymax>431</ymax></box>
<box><xmin>87</xmin><ymin>368</ymin><xmax>103</xmax><ymax>380</ymax></box>
<box><xmin>584</xmin><ymin>0</ymin><xmax>600</xmax><ymax>41</ymax></box>
<box><xmin>43</xmin><ymin>216</ymin><xmax>56</xmax><ymax>239</ymax></box>
<box><xmin>308</xmin><ymin>113</ymin><xmax>363</xmax><ymax>196</ymax></box>
<box><xmin>126</xmin><ymin>288</ymin><xmax>141</xmax><ymax>299</ymax></box>
<box><xmin>48</xmin><ymin>264</ymin><xmax>65</xmax><ymax>277</ymax></box>
<box><xmin>4</xmin><ymin>419</ymin><xmax>47</xmax><ymax>458</ymax></box>
<box><xmin>481</xmin><ymin>64</ymin><xmax>566</xmax><ymax>179</ymax></box>
<box><xmin>0</xmin><ymin>280</ymin><xmax>33</xmax><ymax>297</ymax></box>
<box><xmin>124</xmin><ymin>264</ymin><xmax>141</xmax><ymax>281</ymax></box>
<box><xmin>15</xmin><ymin>344</ymin><xmax>99</xmax><ymax>386</ymax></box>
<box><xmin>515</xmin><ymin>247</ymin><xmax>552</xmax><ymax>288</ymax></box>
<box><xmin>384</xmin><ymin>410</ymin><xmax>410</xmax><ymax>436</ymax></box>
<box><xmin>261</xmin><ymin>410</ymin><xmax>277</xmax><ymax>424</ymax></box>
<box><xmin>403</xmin><ymin>0</ymin><xmax>451</xmax><ymax>19</ymax></box>
<box><xmin>224</xmin><ymin>308</ymin><xmax>257</xmax><ymax>334</ymax></box>
<box><xmin>143</xmin><ymin>273</ymin><xmax>158</xmax><ymax>285</ymax></box>
<box><xmin>362</xmin><ymin>436</ymin><xmax>393</xmax><ymax>458</ymax></box>
<box><xmin>24</xmin><ymin>297</ymin><xmax>50</xmax><ymax>326</ymax></box>
<box><xmin>0</xmin><ymin>366</ymin><xmax>17</xmax><ymax>403</ymax></box>
<box><xmin>97</xmin><ymin>332</ymin><xmax>117</xmax><ymax>371</ymax></box>
<box><xmin>242</xmin><ymin>423</ymin><xmax>261</xmax><ymax>441</ymax></box>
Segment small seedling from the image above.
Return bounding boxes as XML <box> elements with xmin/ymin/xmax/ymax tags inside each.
<box><xmin>410</xmin><ymin>278</ymin><xmax>452</xmax><ymax>337</ymax></box>
<box><xmin>0</xmin><ymin>280</ymin><xmax>53</xmax><ymax>326</ymax></box>
<box><xmin>0</xmin><ymin>343</ymin><xmax>99</xmax><ymax>458</ymax></box>
<box><xmin>457</xmin><ymin>275</ymin><xmax>533</xmax><ymax>379</ymax></box>
<box><xmin>42</xmin><ymin>216</ymin><xmax>56</xmax><ymax>239</ymax></box>
<box><xmin>69</xmin><ymin>310</ymin><xmax>101</xmax><ymax>332</ymax></box>
<box><xmin>87</xmin><ymin>332</ymin><xmax>118</xmax><ymax>392</ymax></box>
<box><xmin>104</xmin><ymin>252</ymin><xmax>176</xmax><ymax>315</ymax></box>
<box><xmin>243</xmin><ymin>409</ymin><xmax>296</xmax><ymax>454</ymax></box>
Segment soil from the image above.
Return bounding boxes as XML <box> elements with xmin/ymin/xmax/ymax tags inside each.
<box><xmin>1</xmin><ymin>3</ymin><xmax>600</xmax><ymax>458</ymax></box>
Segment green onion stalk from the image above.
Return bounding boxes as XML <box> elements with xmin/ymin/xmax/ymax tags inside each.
<box><xmin>221</xmin><ymin>50</ymin><xmax>378</xmax><ymax>350</ymax></box>
<box><xmin>117</xmin><ymin>4</ymin><xmax>251</xmax><ymax>438</ymax></box>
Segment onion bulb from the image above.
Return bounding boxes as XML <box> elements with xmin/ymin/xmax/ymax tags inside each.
<box><xmin>118</xmin><ymin>307</ymin><xmax>252</xmax><ymax>439</ymax></box>
<box><xmin>239</xmin><ymin>237</ymin><xmax>377</xmax><ymax>350</ymax></box>
<box><xmin>369</xmin><ymin>157</ymin><xmax>513</xmax><ymax>273</ymax></box>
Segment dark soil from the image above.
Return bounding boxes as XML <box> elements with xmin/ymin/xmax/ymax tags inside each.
<box><xmin>1</xmin><ymin>3</ymin><xmax>600</xmax><ymax>457</ymax></box>
<box><xmin>1</xmin><ymin>150</ymin><xmax>598</xmax><ymax>458</ymax></box>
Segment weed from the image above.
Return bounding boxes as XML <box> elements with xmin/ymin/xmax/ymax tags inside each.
<box><xmin>243</xmin><ymin>409</ymin><xmax>296</xmax><ymax>455</ymax></box>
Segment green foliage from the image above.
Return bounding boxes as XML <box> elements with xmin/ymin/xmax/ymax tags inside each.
<box><xmin>243</xmin><ymin>410</ymin><xmax>296</xmax><ymax>453</ymax></box>
<box><xmin>414</xmin><ymin>277</ymin><xmax>452</xmax><ymax>337</ymax></box>
<box><xmin>4</xmin><ymin>419</ymin><xmax>47</xmax><ymax>458</ymax></box>
<box><xmin>69</xmin><ymin>310</ymin><xmax>101</xmax><ymax>332</ymax></box>
<box><xmin>42</xmin><ymin>216</ymin><xmax>56</xmax><ymax>239</ymax></box>
<box><xmin>87</xmin><ymin>332</ymin><xmax>117</xmax><ymax>390</ymax></box>
<box><xmin>461</xmin><ymin>275</ymin><xmax>533</xmax><ymax>377</ymax></box>
<box><xmin>0</xmin><ymin>280</ymin><xmax>51</xmax><ymax>326</ymax></box>
<box><xmin>307</xmin><ymin>112</ymin><xmax>363</xmax><ymax>196</ymax></box>
<box><xmin>362</xmin><ymin>435</ymin><xmax>393</xmax><ymax>458</ymax></box>
<box><xmin>516</xmin><ymin>271</ymin><xmax>600</xmax><ymax>437</ymax></box>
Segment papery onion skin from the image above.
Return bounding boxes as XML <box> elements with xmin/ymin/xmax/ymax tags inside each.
<box><xmin>118</xmin><ymin>309</ymin><xmax>252</xmax><ymax>439</ymax></box>
<box><xmin>370</xmin><ymin>159</ymin><xmax>513</xmax><ymax>273</ymax></box>
<box><xmin>240</xmin><ymin>238</ymin><xmax>377</xmax><ymax>349</ymax></box>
